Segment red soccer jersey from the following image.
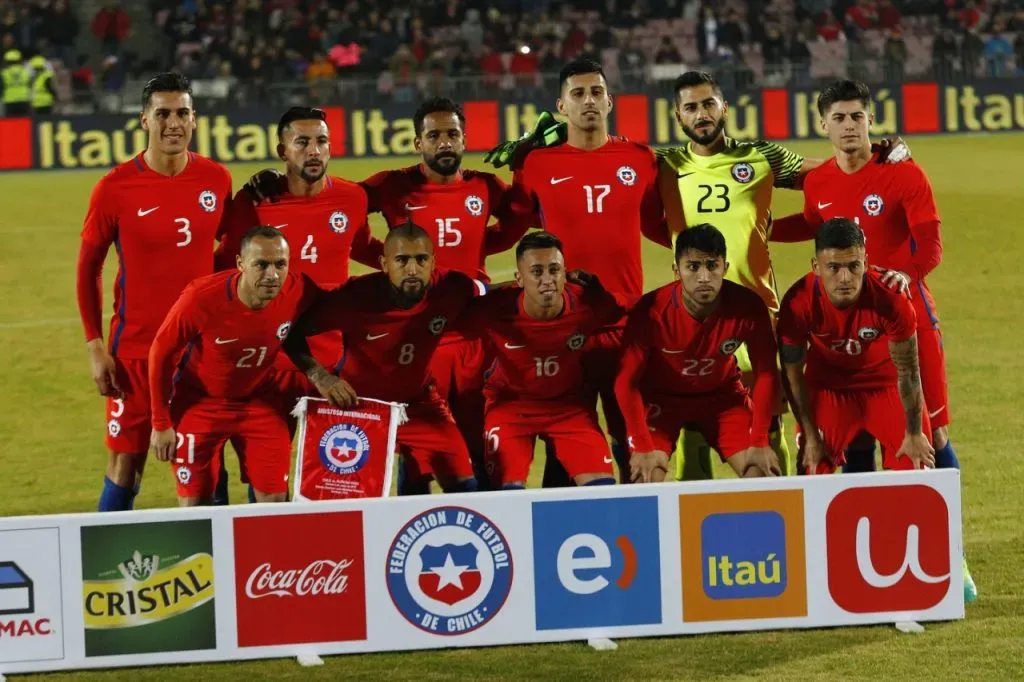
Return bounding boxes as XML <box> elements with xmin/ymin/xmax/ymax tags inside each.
<box><xmin>77</xmin><ymin>152</ymin><xmax>232</xmax><ymax>359</ymax></box>
<box><xmin>361</xmin><ymin>165</ymin><xmax>525</xmax><ymax>282</ymax></box>
<box><xmin>777</xmin><ymin>272</ymin><xmax>917</xmax><ymax>392</ymax></box>
<box><xmin>459</xmin><ymin>283</ymin><xmax>625</xmax><ymax>405</ymax></box>
<box><xmin>305</xmin><ymin>269</ymin><xmax>478</xmax><ymax>403</ymax></box>
<box><xmin>511</xmin><ymin>138</ymin><xmax>669</xmax><ymax>301</ymax></box>
<box><xmin>213</xmin><ymin>177</ymin><xmax>382</xmax><ymax>369</ymax></box>
<box><xmin>616</xmin><ymin>280</ymin><xmax>780</xmax><ymax>450</ymax></box>
<box><xmin>149</xmin><ymin>270</ymin><xmax>320</xmax><ymax>430</ymax></box>
<box><xmin>802</xmin><ymin>156</ymin><xmax>942</xmax><ymax>322</ymax></box>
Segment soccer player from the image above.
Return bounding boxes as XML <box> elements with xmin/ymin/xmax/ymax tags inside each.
<box><xmin>458</xmin><ymin>231</ymin><xmax>625</xmax><ymax>489</ymax></box>
<box><xmin>615</xmin><ymin>224</ymin><xmax>782</xmax><ymax>482</ymax></box>
<box><xmin>506</xmin><ymin>57</ymin><xmax>672</xmax><ymax>485</ymax></box>
<box><xmin>76</xmin><ymin>72</ymin><xmax>232</xmax><ymax>512</ymax></box>
<box><xmin>777</xmin><ymin>218</ymin><xmax>935</xmax><ymax>476</ymax></box>
<box><xmin>282</xmin><ymin>222</ymin><xmax>480</xmax><ymax>494</ymax></box>
<box><xmin>149</xmin><ymin>226</ymin><xmax>317</xmax><ymax>506</ymax></box>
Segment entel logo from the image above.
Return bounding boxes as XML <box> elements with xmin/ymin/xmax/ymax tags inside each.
<box><xmin>532</xmin><ymin>497</ymin><xmax>661</xmax><ymax>630</ymax></box>
<box><xmin>826</xmin><ymin>485</ymin><xmax>952</xmax><ymax>614</ymax></box>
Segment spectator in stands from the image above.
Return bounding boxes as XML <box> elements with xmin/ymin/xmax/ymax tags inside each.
<box><xmin>46</xmin><ymin>0</ymin><xmax>79</xmax><ymax>68</ymax></box>
<box><xmin>510</xmin><ymin>42</ymin><xmax>541</xmax><ymax>97</ymax></box>
<box><xmin>655</xmin><ymin>35</ymin><xmax>684</xmax><ymax>64</ymax></box>
<box><xmin>562</xmin><ymin>21</ymin><xmax>587</xmax><ymax>59</ymax></box>
<box><xmin>788</xmin><ymin>30</ymin><xmax>812</xmax><ymax>86</ymax></box>
<box><xmin>932</xmin><ymin>27</ymin><xmax>959</xmax><ymax>80</ymax></box>
<box><xmin>846</xmin><ymin>0</ymin><xmax>878</xmax><ymax>31</ymax></box>
<box><xmin>92</xmin><ymin>1</ymin><xmax>130</xmax><ymax>58</ymax></box>
<box><xmin>306</xmin><ymin>51</ymin><xmax>337</xmax><ymax>101</ymax></box>
<box><xmin>983</xmin><ymin>26</ymin><xmax>1014</xmax><ymax>77</ymax></box>
<box><xmin>389</xmin><ymin>43</ymin><xmax>418</xmax><ymax>103</ymax></box>
<box><xmin>697</xmin><ymin>6</ymin><xmax>719</xmax><ymax>61</ymax></box>
<box><xmin>618</xmin><ymin>33</ymin><xmax>648</xmax><ymax>80</ymax></box>
<box><xmin>962</xmin><ymin>27</ymin><xmax>985</xmax><ymax>78</ymax></box>
<box><xmin>762</xmin><ymin>25</ymin><xmax>788</xmax><ymax>84</ymax></box>
<box><xmin>718</xmin><ymin>9</ymin><xmax>746</xmax><ymax>53</ymax></box>
<box><xmin>461</xmin><ymin>9</ymin><xmax>485</xmax><ymax>54</ymax></box>
<box><xmin>877</xmin><ymin>0</ymin><xmax>902</xmax><ymax>30</ymax></box>
<box><xmin>959</xmin><ymin>1</ymin><xmax>984</xmax><ymax>31</ymax></box>
<box><xmin>883</xmin><ymin>27</ymin><xmax>908</xmax><ymax>82</ymax></box>
<box><xmin>479</xmin><ymin>43</ymin><xmax>505</xmax><ymax>90</ymax></box>
<box><xmin>817</xmin><ymin>10</ymin><xmax>846</xmax><ymax>42</ymax></box>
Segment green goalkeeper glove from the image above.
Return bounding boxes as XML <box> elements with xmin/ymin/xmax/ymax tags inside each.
<box><xmin>482</xmin><ymin>111</ymin><xmax>567</xmax><ymax>170</ymax></box>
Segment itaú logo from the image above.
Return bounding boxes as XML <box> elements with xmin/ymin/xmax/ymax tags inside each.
<box><xmin>245</xmin><ymin>559</ymin><xmax>354</xmax><ymax>599</ymax></box>
<box><xmin>826</xmin><ymin>485</ymin><xmax>952</xmax><ymax>613</ymax></box>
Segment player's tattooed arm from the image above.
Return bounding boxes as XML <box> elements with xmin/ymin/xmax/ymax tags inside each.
<box><xmin>890</xmin><ymin>334</ymin><xmax>924</xmax><ymax>433</ymax></box>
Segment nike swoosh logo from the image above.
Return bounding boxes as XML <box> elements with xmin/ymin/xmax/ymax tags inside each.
<box><xmin>504</xmin><ymin>342</ymin><xmax>526</xmax><ymax>350</ymax></box>
<box><xmin>812</xmin><ymin>332</ymin><xmax>830</xmax><ymax>337</ymax></box>
<box><xmin>550</xmin><ymin>176</ymin><xmax>573</xmax><ymax>185</ymax></box>
<box><xmin>272</xmin><ymin>223</ymin><xmax>288</xmax><ymax>229</ymax></box>
<box><xmin>404</xmin><ymin>204</ymin><xmax>426</xmax><ymax>211</ymax></box>
<box><xmin>603</xmin><ymin>455</ymin><xmax>614</xmax><ymax>464</ymax></box>
<box><xmin>661</xmin><ymin>348</ymin><xmax>686</xmax><ymax>354</ymax></box>
<box><xmin>366</xmin><ymin>332</ymin><xmax>390</xmax><ymax>341</ymax></box>
<box><xmin>677</xmin><ymin>172</ymin><xmax>694</xmax><ymax>179</ymax></box>
<box><xmin>928</xmin><ymin>406</ymin><xmax>946</xmax><ymax>419</ymax></box>
<box><xmin>137</xmin><ymin>207</ymin><xmax>159</xmax><ymax>217</ymax></box>
<box><xmin>817</xmin><ymin>202</ymin><xmax>833</xmax><ymax>209</ymax></box>
<box><xmin>214</xmin><ymin>337</ymin><xmax>238</xmax><ymax>344</ymax></box>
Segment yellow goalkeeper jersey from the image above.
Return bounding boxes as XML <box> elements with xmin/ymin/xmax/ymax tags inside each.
<box><xmin>657</xmin><ymin>138</ymin><xmax>804</xmax><ymax>312</ymax></box>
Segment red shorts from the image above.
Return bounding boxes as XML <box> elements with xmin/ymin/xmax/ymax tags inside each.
<box><xmin>104</xmin><ymin>357</ymin><xmax>151</xmax><ymax>455</ymax></box>
<box><xmin>430</xmin><ymin>338</ymin><xmax>488</xmax><ymax>454</ymax></box>
<box><xmin>643</xmin><ymin>390</ymin><xmax>753</xmax><ymax>460</ymax></box>
<box><xmin>803</xmin><ymin>386</ymin><xmax>933</xmax><ymax>473</ymax></box>
<box><xmin>485</xmin><ymin>401</ymin><xmax>613</xmax><ymax>485</ymax></box>
<box><xmin>397</xmin><ymin>395</ymin><xmax>475</xmax><ymax>485</ymax></box>
<box><xmin>171</xmin><ymin>398</ymin><xmax>292</xmax><ymax>498</ymax></box>
<box><xmin>917</xmin><ymin>325</ymin><xmax>950</xmax><ymax>429</ymax></box>
<box><xmin>583</xmin><ymin>327</ymin><xmax>626</xmax><ymax>443</ymax></box>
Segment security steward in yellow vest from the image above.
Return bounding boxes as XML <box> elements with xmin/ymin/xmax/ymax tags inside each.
<box><xmin>2</xmin><ymin>49</ymin><xmax>31</xmax><ymax>117</ymax></box>
<box><xmin>29</xmin><ymin>55</ymin><xmax>55</xmax><ymax>115</ymax></box>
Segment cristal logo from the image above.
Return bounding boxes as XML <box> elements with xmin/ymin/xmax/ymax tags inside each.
<box><xmin>855</xmin><ymin>517</ymin><xmax>949</xmax><ymax>588</ymax></box>
<box><xmin>245</xmin><ymin>559</ymin><xmax>354</xmax><ymax>599</ymax></box>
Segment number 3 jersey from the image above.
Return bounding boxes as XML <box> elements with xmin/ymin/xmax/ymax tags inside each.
<box><xmin>78</xmin><ymin>152</ymin><xmax>233</xmax><ymax>359</ymax></box>
<box><xmin>148</xmin><ymin>270</ymin><xmax>321</xmax><ymax>431</ymax></box>
<box><xmin>658</xmin><ymin>138</ymin><xmax>804</xmax><ymax>311</ymax></box>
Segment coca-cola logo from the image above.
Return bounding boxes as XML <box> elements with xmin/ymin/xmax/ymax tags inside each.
<box><xmin>245</xmin><ymin>559</ymin><xmax>354</xmax><ymax>599</ymax></box>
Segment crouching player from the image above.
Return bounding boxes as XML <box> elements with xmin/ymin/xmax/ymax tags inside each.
<box><xmin>459</xmin><ymin>231</ymin><xmax>625</xmax><ymax>488</ymax></box>
<box><xmin>777</xmin><ymin>218</ymin><xmax>935</xmax><ymax>474</ymax></box>
<box><xmin>149</xmin><ymin>226</ymin><xmax>318</xmax><ymax>505</ymax></box>
<box><xmin>615</xmin><ymin>224</ymin><xmax>782</xmax><ymax>482</ymax></box>
<box><xmin>282</xmin><ymin>222</ymin><xmax>480</xmax><ymax>494</ymax></box>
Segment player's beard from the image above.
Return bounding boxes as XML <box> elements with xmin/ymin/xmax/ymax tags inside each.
<box><xmin>393</xmin><ymin>278</ymin><xmax>428</xmax><ymax>307</ymax></box>
<box><xmin>682</xmin><ymin>118</ymin><xmax>725</xmax><ymax>146</ymax></box>
<box><xmin>425</xmin><ymin>152</ymin><xmax>462</xmax><ymax>176</ymax></box>
<box><xmin>299</xmin><ymin>160</ymin><xmax>327</xmax><ymax>184</ymax></box>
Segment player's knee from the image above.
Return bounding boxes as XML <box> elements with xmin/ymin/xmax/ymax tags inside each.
<box><xmin>579</xmin><ymin>475</ymin><xmax>615</xmax><ymax>486</ymax></box>
<box><xmin>107</xmin><ymin>452</ymin><xmax>143</xmax><ymax>487</ymax></box>
<box><xmin>932</xmin><ymin>426</ymin><xmax>949</xmax><ymax>449</ymax></box>
<box><xmin>177</xmin><ymin>496</ymin><xmax>205</xmax><ymax>507</ymax></box>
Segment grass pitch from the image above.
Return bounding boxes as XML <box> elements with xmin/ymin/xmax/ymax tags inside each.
<box><xmin>3</xmin><ymin>135</ymin><xmax>1023</xmax><ymax>680</ymax></box>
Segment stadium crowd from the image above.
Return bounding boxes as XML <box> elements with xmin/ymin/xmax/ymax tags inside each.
<box><xmin>2</xmin><ymin>0</ymin><xmax>1024</xmax><ymax>114</ymax></box>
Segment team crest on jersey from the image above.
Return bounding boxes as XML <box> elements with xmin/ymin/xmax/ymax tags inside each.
<box><xmin>386</xmin><ymin>506</ymin><xmax>513</xmax><ymax>635</ymax></box>
<box><xmin>731</xmin><ymin>163</ymin><xmax>755</xmax><ymax>184</ymax></box>
<box><xmin>720</xmin><ymin>338</ymin><xmax>741</xmax><ymax>355</ymax></box>
<box><xmin>329</xmin><ymin>211</ymin><xmax>349</xmax><ymax>233</ymax></box>
<box><xmin>318</xmin><ymin>423</ymin><xmax>371</xmax><ymax>475</ymax></box>
<box><xmin>276</xmin><ymin>321</ymin><xmax>292</xmax><ymax>341</ymax></box>
<box><xmin>566</xmin><ymin>333</ymin><xmax>587</xmax><ymax>351</ymax></box>
<box><xmin>198</xmin><ymin>190</ymin><xmax>217</xmax><ymax>212</ymax></box>
<box><xmin>464</xmin><ymin>195</ymin><xmax>484</xmax><ymax>217</ymax></box>
<box><xmin>429</xmin><ymin>316</ymin><xmax>448</xmax><ymax>336</ymax></box>
<box><xmin>176</xmin><ymin>467</ymin><xmax>192</xmax><ymax>484</ymax></box>
<box><xmin>858</xmin><ymin>327</ymin><xmax>880</xmax><ymax>341</ymax></box>
<box><xmin>107</xmin><ymin>419</ymin><xmax>121</xmax><ymax>437</ymax></box>
<box><xmin>616</xmin><ymin>165</ymin><xmax>637</xmax><ymax>186</ymax></box>
<box><xmin>863</xmin><ymin>194</ymin><xmax>884</xmax><ymax>216</ymax></box>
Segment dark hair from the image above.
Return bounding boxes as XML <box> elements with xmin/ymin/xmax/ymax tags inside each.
<box><xmin>815</xmin><ymin>218</ymin><xmax>866</xmax><ymax>252</ymax></box>
<box><xmin>385</xmin><ymin>219</ymin><xmax>431</xmax><ymax>247</ymax></box>
<box><xmin>673</xmin><ymin>70</ymin><xmax>722</xmax><ymax>100</ymax></box>
<box><xmin>675</xmin><ymin>223</ymin><xmax>727</xmax><ymax>262</ymax></box>
<box><xmin>141</xmin><ymin>72</ymin><xmax>193</xmax><ymax>110</ymax></box>
<box><xmin>816</xmin><ymin>79</ymin><xmax>871</xmax><ymax>117</ymax></box>
<box><xmin>559</xmin><ymin>57</ymin><xmax>606</xmax><ymax>91</ymax></box>
<box><xmin>276</xmin><ymin>106</ymin><xmax>327</xmax><ymax>141</ymax></box>
<box><xmin>413</xmin><ymin>97</ymin><xmax>466</xmax><ymax>137</ymax></box>
<box><xmin>515</xmin><ymin>230</ymin><xmax>563</xmax><ymax>261</ymax></box>
<box><xmin>240</xmin><ymin>225</ymin><xmax>286</xmax><ymax>254</ymax></box>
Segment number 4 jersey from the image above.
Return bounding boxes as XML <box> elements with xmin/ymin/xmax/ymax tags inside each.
<box><xmin>78</xmin><ymin>152</ymin><xmax>233</xmax><ymax>359</ymax></box>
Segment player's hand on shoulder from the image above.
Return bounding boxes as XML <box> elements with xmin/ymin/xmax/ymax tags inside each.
<box><xmin>871</xmin><ymin>265</ymin><xmax>911</xmax><ymax>297</ymax></box>
<box><xmin>483</xmin><ymin>111</ymin><xmax>566</xmax><ymax>170</ymax></box>
<box><xmin>313</xmin><ymin>373</ymin><xmax>358</xmax><ymax>409</ymax></box>
<box><xmin>86</xmin><ymin>340</ymin><xmax>120</xmax><ymax>397</ymax></box>
<box><xmin>566</xmin><ymin>269</ymin><xmax>599</xmax><ymax>289</ymax></box>
<box><xmin>244</xmin><ymin>169</ymin><xmax>287</xmax><ymax>204</ymax></box>
<box><xmin>150</xmin><ymin>427</ymin><xmax>176</xmax><ymax>462</ymax></box>
<box><xmin>897</xmin><ymin>432</ymin><xmax>936</xmax><ymax>470</ymax></box>
<box><xmin>873</xmin><ymin>136</ymin><xmax>912</xmax><ymax>164</ymax></box>
<box><xmin>629</xmin><ymin>450</ymin><xmax>670</xmax><ymax>483</ymax></box>
<box><xmin>743</xmin><ymin>446</ymin><xmax>782</xmax><ymax>477</ymax></box>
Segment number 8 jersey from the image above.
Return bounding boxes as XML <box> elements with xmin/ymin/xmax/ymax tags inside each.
<box><xmin>79</xmin><ymin>152</ymin><xmax>232</xmax><ymax>359</ymax></box>
<box><xmin>658</xmin><ymin>138</ymin><xmax>804</xmax><ymax>312</ymax></box>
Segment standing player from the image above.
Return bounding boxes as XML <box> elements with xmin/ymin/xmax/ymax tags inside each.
<box><xmin>777</xmin><ymin>218</ymin><xmax>935</xmax><ymax>474</ymax></box>
<box><xmin>282</xmin><ymin>222</ymin><xmax>481</xmax><ymax>494</ymax></box>
<box><xmin>149</xmin><ymin>227</ymin><xmax>318</xmax><ymax>505</ymax></box>
<box><xmin>505</xmin><ymin>57</ymin><xmax>672</xmax><ymax>485</ymax></box>
<box><xmin>615</xmin><ymin>224</ymin><xmax>782</xmax><ymax>482</ymax></box>
<box><xmin>76</xmin><ymin>72</ymin><xmax>232</xmax><ymax>512</ymax></box>
<box><xmin>458</xmin><ymin>232</ymin><xmax>625</xmax><ymax>489</ymax></box>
